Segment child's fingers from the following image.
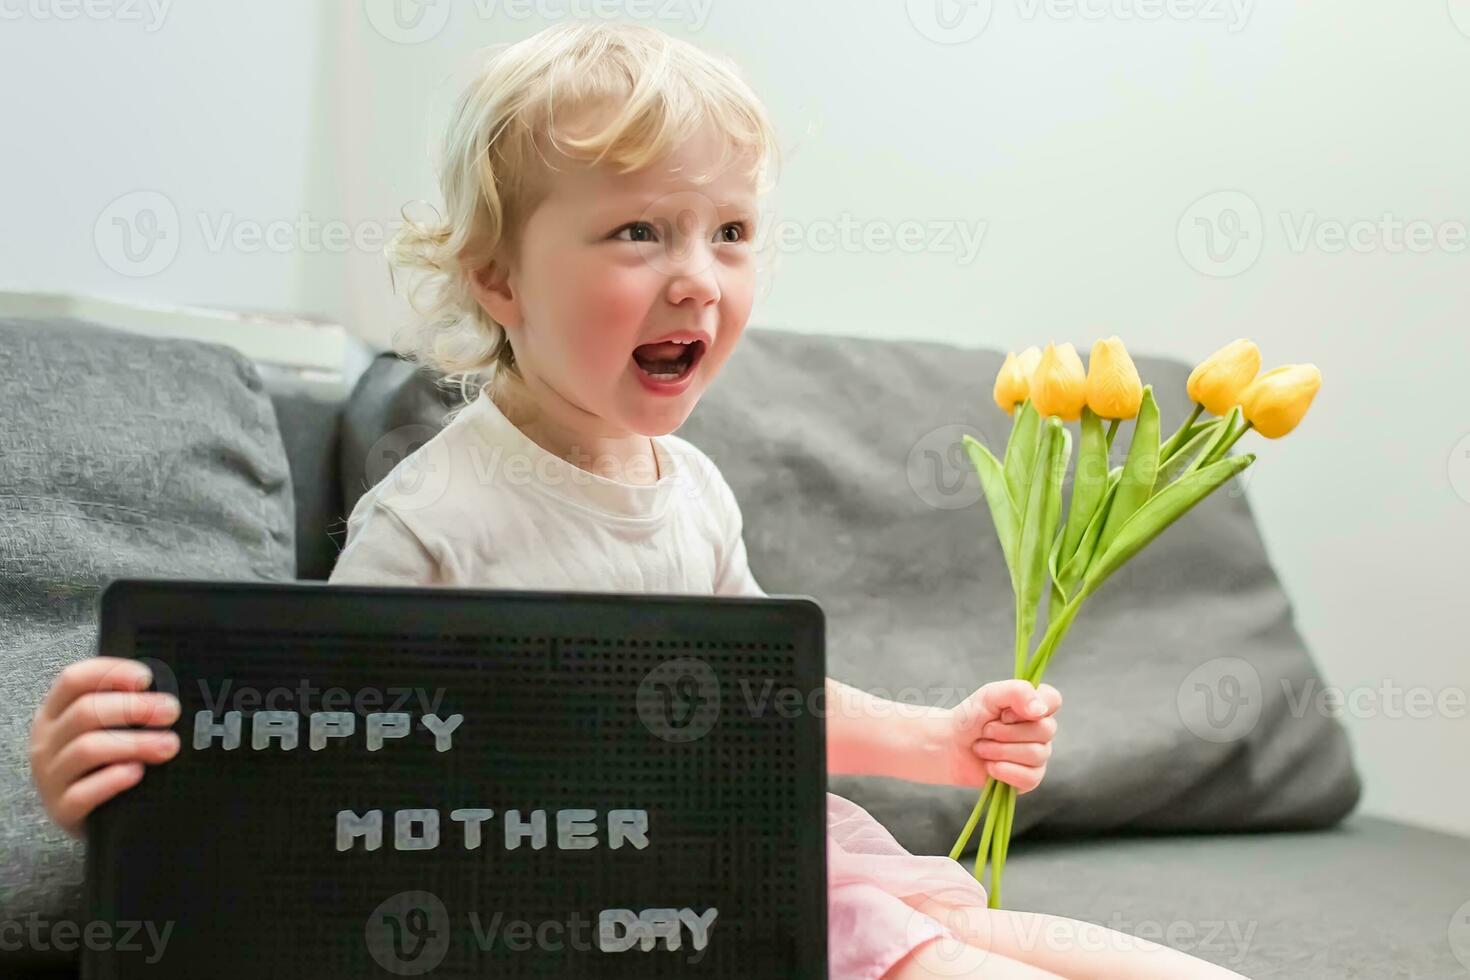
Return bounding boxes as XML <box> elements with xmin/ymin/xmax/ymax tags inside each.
<box><xmin>980</xmin><ymin>717</ymin><xmax>1057</xmax><ymax>743</ymax></box>
<box><xmin>50</xmin><ymin>762</ymin><xmax>146</xmax><ymax>839</ymax></box>
<box><xmin>37</xmin><ymin>658</ymin><xmax>153</xmax><ymax>723</ymax></box>
<box><xmin>50</xmin><ymin>690</ymin><xmax>180</xmax><ymax>747</ymax></box>
<box><xmin>974</xmin><ymin>679</ymin><xmax>1049</xmax><ymax>724</ymax></box>
<box><xmin>986</xmin><ymin>759</ymin><xmax>1046</xmax><ymax>794</ymax></box>
<box><xmin>45</xmin><ymin>729</ymin><xmax>179</xmax><ymax>790</ymax></box>
<box><xmin>973</xmin><ymin>739</ymin><xmax>1052</xmax><ymax>767</ymax></box>
<box><xmin>994</xmin><ymin>684</ymin><xmax>1063</xmax><ymax>724</ymax></box>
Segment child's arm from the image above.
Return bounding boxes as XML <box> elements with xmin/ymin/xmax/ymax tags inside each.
<box><xmin>825</xmin><ymin>677</ymin><xmax>1061</xmax><ymax>793</ymax></box>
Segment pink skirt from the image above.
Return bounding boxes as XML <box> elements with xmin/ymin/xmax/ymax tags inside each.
<box><xmin>827</xmin><ymin>792</ymin><xmax>989</xmax><ymax>980</ymax></box>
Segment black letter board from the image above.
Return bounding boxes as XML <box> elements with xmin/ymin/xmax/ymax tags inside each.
<box><xmin>83</xmin><ymin>578</ymin><xmax>828</xmax><ymax>978</ymax></box>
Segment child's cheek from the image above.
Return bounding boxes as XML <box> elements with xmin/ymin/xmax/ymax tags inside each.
<box><xmin>579</xmin><ymin>273</ymin><xmax>653</xmax><ymax>341</ymax></box>
<box><xmin>562</xmin><ymin>292</ymin><xmax>643</xmax><ymax>380</ymax></box>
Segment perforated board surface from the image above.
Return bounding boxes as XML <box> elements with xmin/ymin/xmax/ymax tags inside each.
<box><xmin>83</xmin><ymin>578</ymin><xmax>828</xmax><ymax>979</ymax></box>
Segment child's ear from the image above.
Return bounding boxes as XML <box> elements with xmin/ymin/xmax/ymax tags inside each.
<box><xmin>466</xmin><ymin>260</ymin><xmax>522</xmax><ymax>330</ymax></box>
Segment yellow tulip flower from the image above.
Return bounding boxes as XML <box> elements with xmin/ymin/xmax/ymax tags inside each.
<box><xmin>993</xmin><ymin>352</ymin><xmax>1030</xmax><ymax>415</ymax></box>
<box><xmin>1029</xmin><ymin>342</ymin><xmax>1087</xmax><ymax>421</ymax></box>
<box><xmin>1085</xmin><ymin>336</ymin><xmax>1144</xmax><ymax>420</ymax></box>
<box><xmin>1238</xmin><ymin>364</ymin><xmax>1321</xmax><ymax>438</ymax></box>
<box><xmin>1016</xmin><ymin>345</ymin><xmax>1042</xmax><ymax>382</ymax></box>
<box><xmin>1187</xmin><ymin>339</ymin><xmax>1261</xmax><ymax>416</ymax></box>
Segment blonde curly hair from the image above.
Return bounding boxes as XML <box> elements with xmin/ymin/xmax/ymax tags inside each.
<box><xmin>386</xmin><ymin>21</ymin><xmax>781</xmax><ymax>406</ymax></box>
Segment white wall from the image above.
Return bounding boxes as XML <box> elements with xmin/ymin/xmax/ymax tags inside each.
<box><xmin>3</xmin><ymin>0</ymin><xmax>1467</xmax><ymax>837</ymax></box>
<box><xmin>0</xmin><ymin>0</ymin><xmax>323</xmax><ymax>313</ymax></box>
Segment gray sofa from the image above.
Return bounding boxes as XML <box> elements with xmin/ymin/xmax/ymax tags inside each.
<box><xmin>3</xmin><ymin>315</ymin><xmax>1467</xmax><ymax>978</ymax></box>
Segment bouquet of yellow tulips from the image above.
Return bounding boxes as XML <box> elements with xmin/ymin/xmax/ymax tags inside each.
<box><xmin>951</xmin><ymin>337</ymin><xmax>1321</xmax><ymax>908</ymax></box>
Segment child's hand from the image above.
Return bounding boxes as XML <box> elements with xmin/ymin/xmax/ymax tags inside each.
<box><xmin>928</xmin><ymin>680</ymin><xmax>1061</xmax><ymax>794</ymax></box>
<box><xmin>28</xmin><ymin>657</ymin><xmax>181</xmax><ymax>838</ymax></box>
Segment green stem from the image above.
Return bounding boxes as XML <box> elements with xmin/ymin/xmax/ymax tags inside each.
<box><xmin>1021</xmin><ymin>591</ymin><xmax>1088</xmax><ymax>683</ymax></box>
<box><xmin>988</xmin><ymin>785</ymin><xmax>1015</xmax><ymax>909</ymax></box>
<box><xmin>948</xmin><ymin>776</ymin><xmax>997</xmax><ymax>860</ymax></box>
<box><xmin>971</xmin><ymin>786</ymin><xmax>1002</xmax><ymax>880</ymax></box>
<box><xmin>1203</xmin><ymin>419</ymin><xmax>1254</xmax><ymax>465</ymax></box>
<box><xmin>1013</xmin><ymin>594</ymin><xmax>1029</xmax><ymax>678</ymax></box>
<box><xmin>1159</xmin><ymin>402</ymin><xmax>1205</xmax><ymax>461</ymax></box>
<box><xmin>1104</xmin><ymin>418</ymin><xmax>1120</xmax><ymax>452</ymax></box>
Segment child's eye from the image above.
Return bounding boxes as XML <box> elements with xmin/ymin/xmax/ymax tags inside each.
<box><xmin>611</xmin><ymin>221</ymin><xmax>750</xmax><ymax>244</ymax></box>
<box><xmin>612</xmin><ymin>221</ymin><xmax>659</xmax><ymax>243</ymax></box>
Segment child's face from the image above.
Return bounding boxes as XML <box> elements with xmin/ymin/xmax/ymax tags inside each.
<box><xmin>481</xmin><ymin>122</ymin><xmax>759</xmax><ymax>438</ymax></box>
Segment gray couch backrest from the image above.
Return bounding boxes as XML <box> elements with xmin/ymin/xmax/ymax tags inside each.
<box><xmin>257</xmin><ymin>366</ymin><xmax>350</xmax><ymax>580</ymax></box>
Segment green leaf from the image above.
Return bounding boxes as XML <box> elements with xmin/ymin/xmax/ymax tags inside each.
<box><xmin>1015</xmin><ymin>418</ymin><xmax>1065</xmax><ymax>653</ymax></box>
<box><xmin>962</xmin><ymin>435</ymin><xmax>1018</xmax><ymax>588</ymax></box>
<box><xmin>1158</xmin><ymin>403</ymin><xmax>1205</xmax><ymax>462</ymax></box>
<box><xmin>1048</xmin><ymin>570</ymin><xmax>1068</xmax><ymax>622</ymax></box>
<box><xmin>1045</xmin><ymin>425</ymin><xmax>1072</xmax><ymax>555</ymax></box>
<box><xmin>1179</xmin><ymin>419</ymin><xmax>1217</xmax><ymax>447</ymax></box>
<box><xmin>1047</xmin><ymin>525</ymin><xmax>1068</xmax><ymax>608</ymax></box>
<box><xmin>1057</xmin><ymin>407</ymin><xmax>1108</xmax><ymax>570</ymax></box>
<box><xmin>1056</xmin><ymin>477</ymin><xmax>1116</xmax><ymax>597</ymax></box>
<box><xmin>1195</xmin><ymin>406</ymin><xmax>1244</xmax><ymax>471</ymax></box>
<box><xmin>1083</xmin><ymin>453</ymin><xmax>1256</xmax><ymax>592</ymax></box>
<box><xmin>1095</xmin><ymin>386</ymin><xmax>1160</xmax><ymax>558</ymax></box>
<box><xmin>1044</xmin><ymin>426</ymin><xmax>1073</xmax><ymax>619</ymax></box>
<box><xmin>1156</xmin><ymin>419</ymin><xmax>1222</xmax><ymax>488</ymax></box>
<box><xmin>1002</xmin><ymin>399</ymin><xmax>1041</xmax><ymax>513</ymax></box>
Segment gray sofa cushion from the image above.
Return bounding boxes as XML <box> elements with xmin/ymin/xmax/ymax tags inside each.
<box><xmin>337</xmin><ymin>354</ymin><xmax>459</xmax><ymax>522</ymax></box>
<box><xmin>256</xmin><ymin>364</ymin><xmax>348</xmax><ymax>580</ymax></box>
<box><xmin>0</xmin><ymin>317</ymin><xmax>295</xmax><ymax>972</ymax></box>
<box><xmin>1003</xmin><ymin>815</ymin><xmax>1470</xmax><ymax>978</ymax></box>
<box><xmin>336</xmin><ymin>328</ymin><xmax>1361</xmax><ymax>855</ymax></box>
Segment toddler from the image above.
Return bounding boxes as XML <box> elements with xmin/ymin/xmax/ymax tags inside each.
<box><xmin>30</xmin><ymin>21</ymin><xmax>1247</xmax><ymax>980</ymax></box>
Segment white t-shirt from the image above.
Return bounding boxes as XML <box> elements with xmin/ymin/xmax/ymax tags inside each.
<box><xmin>329</xmin><ymin>389</ymin><xmax>767</xmax><ymax>598</ymax></box>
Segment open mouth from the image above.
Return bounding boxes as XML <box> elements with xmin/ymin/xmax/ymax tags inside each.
<box><xmin>631</xmin><ymin>339</ymin><xmax>706</xmax><ymax>383</ymax></box>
